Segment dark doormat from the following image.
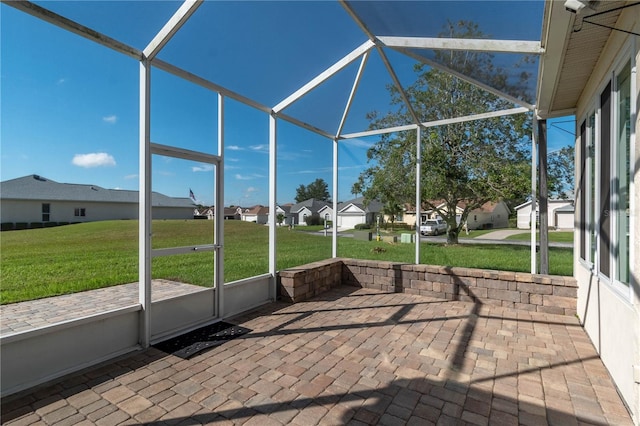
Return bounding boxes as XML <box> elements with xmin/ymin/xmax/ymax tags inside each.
<box><xmin>153</xmin><ymin>321</ymin><xmax>252</xmax><ymax>359</ymax></box>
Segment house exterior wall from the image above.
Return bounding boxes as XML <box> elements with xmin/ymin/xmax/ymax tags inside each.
<box><xmin>516</xmin><ymin>200</ymin><xmax>574</xmax><ymax>229</ymax></box>
<box><xmin>573</xmin><ymin>13</ymin><xmax>639</xmax><ymax>423</ymax></box>
<box><xmin>1</xmin><ymin>199</ymin><xmax>192</xmax><ymax>224</ymax></box>
<box><xmin>466</xmin><ymin>202</ymin><xmax>510</xmax><ymax>230</ymax></box>
<box><xmin>338</xmin><ymin>204</ymin><xmax>367</xmax><ymax>230</ymax></box>
<box><xmin>555</xmin><ymin>211</ymin><xmax>574</xmax><ymax>230</ymax></box>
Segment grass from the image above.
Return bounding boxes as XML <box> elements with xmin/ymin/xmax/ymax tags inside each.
<box><xmin>0</xmin><ymin>220</ymin><xmax>573</xmax><ymax>304</ymax></box>
<box><xmin>505</xmin><ymin>231</ymin><xmax>574</xmax><ymax>243</ymax></box>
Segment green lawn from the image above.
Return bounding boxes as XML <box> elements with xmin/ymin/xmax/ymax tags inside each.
<box><xmin>505</xmin><ymin>231</ymin><xmax>574</xmax><ymax>243</ymax></box>
<box><xmin>0</xmin><ymin>220</ymin><xmax>573</xmax><ymax>304</ymax></box>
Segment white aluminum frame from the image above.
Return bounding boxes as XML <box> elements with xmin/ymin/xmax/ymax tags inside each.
<box><xmin>5</xmin><ymin>0</ymin><xmax>545</xmax><ymax>348</ymax></box>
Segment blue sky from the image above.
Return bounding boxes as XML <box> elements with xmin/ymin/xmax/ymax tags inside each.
<box><xmin>1</xmin><ymin>1</ymin><xmax>574</xmax><ymax>207</ymax></box>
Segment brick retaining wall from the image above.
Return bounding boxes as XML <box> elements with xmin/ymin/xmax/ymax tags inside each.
<box><xmin>278</xmin><ymin>258</ymin><xmax>577</xmax><ymax>316</ymax></box>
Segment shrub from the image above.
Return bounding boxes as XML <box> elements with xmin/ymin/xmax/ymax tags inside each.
<box><xmin>58</xmin><ymin>222</ymin><xmax>69</xmax><ymax>226</ymax></box>
<box><xmin>354</xmin><ymin>223</ymin><xmax>371</xmax><ymax>230</ymax></box>
<box><xmin>1</xmin><ymin>222</ymin><xmax>15</xmax><ymax>231</ymax></box>
<box><xmin>304</xmin><ymin>214</ymin><xmax>322</xmax><ymax>226</ymax></box>
<box><xmin>30</xmin><ymin>222</ymin><xmax>44</xmax><ymax>228</ymax></box>
<box><xmin>44</xmin><ymin>222</ymin><xmax>58</xmax><ymax>228</ymax></box>
<box><xmin>15</xmin><ymin>222</ymin><xmax>28</xmax><ymax>230</ymax></box>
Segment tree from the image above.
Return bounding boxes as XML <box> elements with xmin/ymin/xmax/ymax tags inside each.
<box><xmin>295</xmin><ymin>178</ymin><xmax>330</xmax><ymax>203</ymax></box>
<box><xmin>355</xmin><ymin>21</ymin><xmax>533</xmax><ymax>244</ymax></box>
<box><xmin>276</xmin><ymin>213</ymin><xmax>285</xmax><ymax>226</ymax></box>
<box><xmin>382</xmin><ymin>202</ymin><xmax>403</xmax><ymax>231</ymax></box>
<box><xmin>547</xmin><ymin>146</ymin><xmax>575</xmax><ymax>199</ymax></box>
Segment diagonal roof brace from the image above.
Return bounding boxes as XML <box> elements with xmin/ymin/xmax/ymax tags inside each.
<box><xmin>144</xmin><ymin>0</ymin><xmax>203</xmax><ymax>60</ymax></box>
<box><xmin>397</xmin><ymin>47</ymin><xmax>535</xmax><ymax>111</ymax></box>
<box><xmin>273</xmin><ymin>39</ymin><xmax>375</xmax><ymax>113</ymax></box>
<box><xmin>376</xmin><ymin>44</ymin><xmax>423</xmax><ymax>127</ymax></box>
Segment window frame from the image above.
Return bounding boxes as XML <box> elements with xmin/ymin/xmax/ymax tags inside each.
<box><xmin>611</xmin><ymin>53</ymin><xmax>633</xmax><ymax>293</ymax></box>
<box><xmin>42</xmin><ymin>203</ymin><xmax>51</xmax><ymax>222</ymax></box>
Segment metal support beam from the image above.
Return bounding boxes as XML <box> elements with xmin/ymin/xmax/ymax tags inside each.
<box><xmin>396</xmin><ymin>47</ymin><xmax>535</xmax><ymax>111</ymax></box>
<box><xmin>377</xmin><ymin>45</ymin><xmax>422</xmax><ymax>126</ymax></box>
<box><xmin>336</xmin><ymin>52</ymin><xmax>369</xmax><ymax>138</ymax></box>
<box><xmin>216</xmin><ymin>94</ymin><xmax>225</xmax><ymax>318</ymax></box>
<box><xmin>341</xmin><ymin>107</ymin><xmax>528</xmax><ymax>140</ymax></box>
<box><xmin>269</xmin><ymin>114</ymin><xmax>277</xmax><ymax>300</ymax></box>
<box><xmin>4</xmin><ymin>0</ymin><xmax>142</xmax><ymax>60</ymax></box>
<box><xmin>332</xmin><ymin>138</ymin><xmax>339</xmax><ymax>258</ymax></box>
<box><xmin>152</xmin><ymin>59</ymin><xmax>336</xmax><ymax>139</ymax></box>
<box><xmin>378</xmin><ymin>36</ymin><xmax>543</xmax><ymax>54</ymax></box>
<box><xmin>415</xmin><ymin>127</ymin><xmax>422</xmax><ymax>264</ymax></box>
<box><xmin>138</xmin><ymin>60</ymin><xmax>152</xmax><ymax>348</ymax></box>
<box><xmin>144</xmin><ymin>0</ymin><xmax>203</xmax><ymax>60</ymax></box>
<box><xmin>531</xmin><ymin>119</ymin><xmax>538</xmax><ymax>274</ymax></box>
<box><xmin>273</xmin><ymin>40</ymin><xmax>375</xmax><ymax>113</ymax></box>
<box><xmin>538</xmin><ymin>119</ymin><xmax>549</xmax><ymax>274</ymax></box>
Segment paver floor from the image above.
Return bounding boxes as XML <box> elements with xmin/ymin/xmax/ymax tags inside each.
<box><xmin>0</xmin><ymin>280</ymin><xmax>208</xmax><ymax>335</ymax></box>
<box><xmin>1</xmin><ymin>286</ymin><xmax>633</xmax><ymax>425</ymax></box>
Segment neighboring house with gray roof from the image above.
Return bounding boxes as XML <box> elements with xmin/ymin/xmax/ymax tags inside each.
<box><xmin>289</xmin><ymin>198</ymin><xmax>331</xmax><ymax>225</ymax></box>
<box><xmin>337</xmin><ymin>197</ymin><xmax>382</xmax><ymax>230</ymax></box>
<box><xmin>0</xmin><ymin>175</ymin><xmax>194</xmax><ymax>226</ymax></box>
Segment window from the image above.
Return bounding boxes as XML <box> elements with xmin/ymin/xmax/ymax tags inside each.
<box><xmin>42</xmin><ymin>203</ymin><xmax>50</xmax><ymax>222</ymax></box>
<box><xmin>588</xmin><ymin>112</ymin><xmax>596</xmax><ymax>264</ymax></box>
<box><xmin>579</xmin><ymin>120</ymin><xmax>586</xmax><ymax>260</ymax></box>
<box><xmin>599</xmin><ymin>81</ymin><xmax>611</xmax><ymax>278</ymax></box>
<box><xmin>615</xmin><ymin>61</ymin><xmax>631</xmax><ymax>285</ymax></box>
<box><xmin>74</xmin><ymin>208</ymin><xmax>86</xmax><ymax>217</ymax></box>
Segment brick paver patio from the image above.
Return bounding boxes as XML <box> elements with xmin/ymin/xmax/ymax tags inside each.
<box><xmin>1</xmin><ymin>286</ymin><xmax>633</xmax><ymax>425</ymax></box>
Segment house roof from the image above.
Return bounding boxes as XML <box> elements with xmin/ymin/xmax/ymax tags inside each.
<box><xmin>290</xmin><ymin>199</ymin><xmax>331</xmax><ymax>215</ymax></box>
<box><xmin>554</xmin><ymin>204</ymin><xmax>576</xmax><ymax>213</ymax></box>
<box><xmin>224</xmin><ymin>207</ymin><xmax>241</xmax><ymax>216</ymax></box>
<box><xmin>0</xmin><ymin>175</ymin><xmax>194</xmax><ymax>208</ymax></box>
<box><xmin>337</xmin><ymin>197</ymin><xmax>382</xmax><ymax>214</ymax></box>
<box><xmin>243</xmin><ymin>205</ymin><xmax>269</xmax><ymax>215</ymax></box>
<box><xmin>536</xmin><ymin>1</ymin><xmax>631</xmax><ymax>118</ymax></box>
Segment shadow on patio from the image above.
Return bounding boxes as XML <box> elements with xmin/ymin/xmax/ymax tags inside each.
<box><xmin>1</xmin><ymin>285</ymin><xmax>633</xmax><ymax>425</ymax></box>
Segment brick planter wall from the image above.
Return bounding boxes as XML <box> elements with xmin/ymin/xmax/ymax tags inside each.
<box><xmin>278</xmin><ymin>258</ymin><xmax>577</xmax><ymax>316</ymax></box>
<box><xmin>278</xmin><ymin>258</ymin><xmax>343</xmax><ymax>303</ymax></box>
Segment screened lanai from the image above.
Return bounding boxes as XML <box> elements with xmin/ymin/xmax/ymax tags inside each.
<box><xmin>2</xmin><ymin>0</ymin><xmax>560</xmax><ymax>397</ymax></box>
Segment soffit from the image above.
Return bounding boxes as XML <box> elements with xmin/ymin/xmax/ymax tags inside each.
<box><xmin>538</xmin><ymin>1</ymin><xmax>627</xmax><ymax>118</ymax></box>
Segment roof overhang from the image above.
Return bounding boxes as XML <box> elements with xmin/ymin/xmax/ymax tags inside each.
<box><xmin>536</xmin><ymin>1</ymin><xmax>627</xmax><ymax>119</ymax></box>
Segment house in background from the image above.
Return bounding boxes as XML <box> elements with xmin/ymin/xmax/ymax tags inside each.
<box><xmin>0</xmin><ymin>175</ymin><xmax>194</xmax><ymax>226</ymax></box>
<box><xmin>289</xmin><ymin>199</ymin><xmax>331</xmax><ymax>225</ymax></box>
<box><xmin>537</xmin><ymin>1</ymin><xmax>639</xmax><ymax>422</ymax></box>
<box><xmin>464</xmin><ymin>201</ymin><xmax>510</xmax><ymax>230</ymax></box>
<box><xmin>337</xmin><ymin>197</ymin><xmax>383</xmax><ymax>230</ymax></box>
<box><xmin>223</xmin><ymin>206</ymin><xmax>242</xmax><ymax>220</ymax></box>
<box><xmin>401</xmin><ymin>200</ymin><xmax>510</xmax><ymax>230</ymax></box>
<box><xmin>194</xmin><ymin>207</ymin><xmax>214</xmax><ymax>220</ymax></box>
<box><xmin>241</xmin><ymin>205</ymin><xmax>269</xmax><ymax>224</ymax></box>
<box><xmin>515</xmin><ymin>199</ymin><xmax>575</xmax><ymax>230</ymax></box>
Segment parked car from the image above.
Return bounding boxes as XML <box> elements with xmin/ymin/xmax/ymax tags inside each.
<box><xmin>420</xmin><ymin>219</ymin><xmax>447</xmax><ymax>236</ymax></box>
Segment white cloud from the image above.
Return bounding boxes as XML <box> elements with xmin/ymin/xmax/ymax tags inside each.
<box><xmin>246</xmin><ymin>186</ymin><xmax>257</xmax><ymax>193</ymax></box>
<box><xmin>124</xmin><ymin>174</ymin><xmax>138</xmax><ymax>180</ymax></box>
<box><xmin>235</xmin><ymin>173</ymin><xmax>265</xmax><ymax>180</ymax></box>
<box><xmin>56</xmin><ymin>78</ymin><xmax>67</xmax><ymax>85</ymax></box>
<box><xmin>227</xmin><ymin>145</ymin><xmax>244</xmax><ymax>151</ymax></box>
<box><xmin>103</xmin><ymin>115</ymin><xmax>117</xmax><ymax>124</ymax></box>
<box><xmin>72</xmin><ymin>152</ymin><xmax>116</xmax><ymax>168</ymax></box>
<box><xmin>192</xmin><ymin>164</ymin><xmax>214</xmax><ymax>172</ymax></box>
<box><xmin>250</xmin><ymin>144</ymin><xmax>269</xmax><ymax>152</ymax></box>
